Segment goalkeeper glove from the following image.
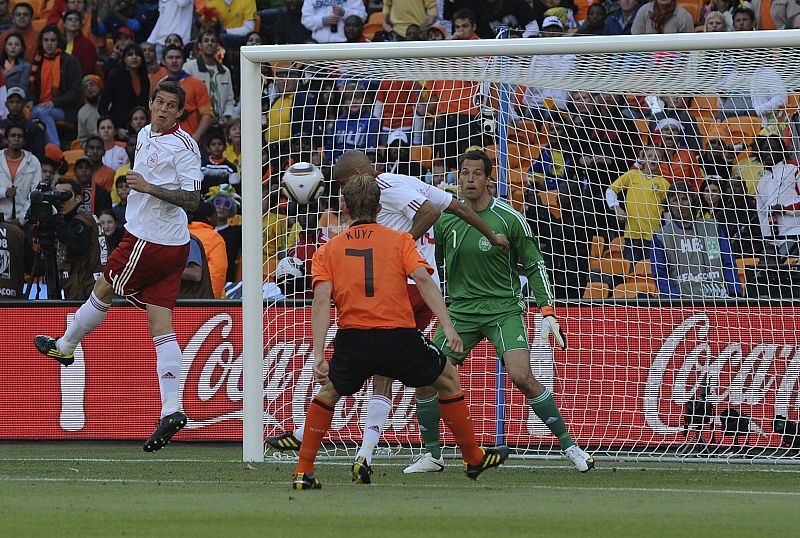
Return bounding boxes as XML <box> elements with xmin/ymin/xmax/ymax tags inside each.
<box><xmin>540</xmin><ymin>306</ymin><xmax>567</xmax><ymax>350</ymax></box>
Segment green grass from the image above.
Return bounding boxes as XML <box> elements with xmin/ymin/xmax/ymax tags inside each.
<box><xmin>1</xmin><ymin>443</ymin><xmax>799</xmax><ymax>537</ymax></box>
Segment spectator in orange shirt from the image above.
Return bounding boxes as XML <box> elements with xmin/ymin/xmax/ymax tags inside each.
<box><xmin>141</xmin><ymin>41</ymin><xmax>167</xmax><ymax>90</ymax></box>
<box><xmin>654</xmin><ymin>118</ymin><xmax>703</xmax><ymax>190</ymax></box>
<box><xmin>450</xmin><ymin>9</ymin><xmax>479</xmax><ymax>40</ymax></box>
<box><xmin>162</xmin><ymin>45</ymin><xmax>214</xmax><ymax>142</ymax></box>
<box><xmin>0</xmin><ymin>2</ymin><xmax>37</xmax><ymax>63</ymax></box>
<box><xmin>27</xmin><ymin>26</ymin><xmax>82</xmax><ymax>148</ymax></box>
<box><xmin>187</xmin><ymin>201</ymin><xmax>228</xmax><ymax>299</ymax></box>
<box><xmin>83</xmin><ymin>135</ymin><xmax>116</xmax><ymax>193</ymax></box>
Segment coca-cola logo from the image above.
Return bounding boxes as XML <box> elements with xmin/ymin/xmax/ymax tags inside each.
<box><xmin>181</xmin><ymin>313</ymin><xmax>422</xmax><ymax>432</ymax></box>
<box><xmin>644</xmin><ymin>313</ymin><xmax>800</xmax><ymax>435</ymax></box>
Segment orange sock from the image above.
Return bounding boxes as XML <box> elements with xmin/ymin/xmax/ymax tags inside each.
<box><xmin>439</xmin><ymin>392</ymin><xmax>483</xmax><ymax>465</ymax></box>
<box><xmin>295</xmin><ymin>397</ymin><xmax>334</xmax><ymax>475</ymax></box>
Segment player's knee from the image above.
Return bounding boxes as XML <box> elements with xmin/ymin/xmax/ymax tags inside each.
<box><xmin>93</xmin><ymin>276</ymin><xmax>114</xmax><ymax>303</ymax></box>
<box><xmin>317</xmin><ymin>382</ymin><xmax>341</xmax><ymax>405</ymax></box>
<box><xmin>415</xmin><ymin>385</ymin><xmax>437</xmax><ymax>399</ymax></box>
<box><xmin>508</xmin><ymin>370</ymin><xmax>538</xmax><ymax>396</ymax></box>
<box><xmin>431</xmin><ymin>362</ymin><xmax>460</xmax><ymax>394</ymax></box>
<box><xmin>372</xmin><ymin>375</ymin><xmax>394</xmax><ymax>397</ymax></box>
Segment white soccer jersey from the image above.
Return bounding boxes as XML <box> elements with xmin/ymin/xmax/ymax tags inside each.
<box><xmin>125</xmin><ymin>124</ymin><xmax>203</xmax><ymax>246</ymax></box>
<box><xmin>375</xmin><ymin>172</ymin><xmax>453</xmax><ymax>285</ymax></box>
<box><xmin>756</xmin><ymin>160</ymin><xmax>800</xmax><ymax>237</ymax></box>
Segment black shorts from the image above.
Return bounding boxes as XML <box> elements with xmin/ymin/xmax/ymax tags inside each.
<box><xmin>329</xmin><ymin>328</ymin><xmax>447</xmax><ymax>397</ymax></box>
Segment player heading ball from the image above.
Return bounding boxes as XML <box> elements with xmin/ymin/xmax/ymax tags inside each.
<box><xmin>291</xmin><ymin>174</ymin><xmax>509</xmax><ymax>490</ymax></box>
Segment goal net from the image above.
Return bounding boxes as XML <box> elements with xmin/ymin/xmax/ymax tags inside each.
<box><xmin>241</xmin><ymin>32</ymin><xmax>800</xmax><ymax>463</ymax></box>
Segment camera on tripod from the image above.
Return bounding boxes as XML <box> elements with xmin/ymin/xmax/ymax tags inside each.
<box><xmin>25</xmin><ymin>183</ymin><xmax>73</xmax><ymax>299</ymax></box>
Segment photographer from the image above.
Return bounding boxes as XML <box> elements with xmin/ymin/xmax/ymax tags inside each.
<box><xmin>51</xmin><ymin>178</ymin><xmax>109</xmax><ymax>300</ymax></box>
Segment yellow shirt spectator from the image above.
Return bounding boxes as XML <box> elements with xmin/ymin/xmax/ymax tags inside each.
<box><xmin>610</xmin><ymin>168</ymin><xmax>670</xmax><ymax>240</ymax></box>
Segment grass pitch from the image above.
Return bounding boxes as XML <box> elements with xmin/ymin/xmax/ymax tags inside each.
<box><xmin>2</xmin><ymin>442</ymin><xmax>799</xmax><ymax>537</ymax></box>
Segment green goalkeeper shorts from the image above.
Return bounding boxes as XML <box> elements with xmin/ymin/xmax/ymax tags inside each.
<box><xmin>432</xmin><ymin>309</ymin><xmax>529</xmax><ymax>363</ymax></box>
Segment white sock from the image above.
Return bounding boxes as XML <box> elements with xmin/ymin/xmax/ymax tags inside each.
<box><xmin>356</xmin><ymin>395</ymin><xmax>392</xmax><ymax>465</ymax></box>
<box><xmin>295</xmin><ymin>424</ymin><xmax>305</xmax><ymax>441</ymax></box>
<box><xmin>154</xmin><ymin>333</ymin><xmax>182</xmax><ymax>418</ymax></box>
<box><xmin>57</xmin><ymin>292</ymin><xmax>110</xmax><ymax>355</ymax></box>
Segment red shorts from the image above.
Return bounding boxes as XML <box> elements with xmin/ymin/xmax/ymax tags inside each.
<box><xmin>407</xmin><ymin>284</ymin><xmax>433</xmax><ymax>331</ymax></box>
<box><xmin>103</xmin><ymin>231</ymin><xmax>189</xmax><ymax>310</ymax></box>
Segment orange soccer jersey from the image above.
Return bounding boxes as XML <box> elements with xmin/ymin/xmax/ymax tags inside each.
<box><xmin>311</xmin><ymin>222</ymin><xmax>432</xmax><ymax>330</ymax></box>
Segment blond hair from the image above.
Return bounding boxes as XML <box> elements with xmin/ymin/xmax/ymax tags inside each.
<box><xmin>342</xmin><ymin>174</ymin><xmax>380</xmax><ymax>221</ymax></box>
<box><xmin>704</xmin><ymin>11</ymin><xmax>728</xmax><ymax>32</ymax></box>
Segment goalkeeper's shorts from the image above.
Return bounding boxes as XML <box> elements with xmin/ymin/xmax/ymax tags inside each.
<box><xmin>432</xmin><ymin>309</ymin><xmax>529</xmax><ymax>363</ymax></box>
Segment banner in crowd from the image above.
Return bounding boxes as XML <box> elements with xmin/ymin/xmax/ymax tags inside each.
<box><xmin>1</xmin><ymin>306</ymin><xmax>798</xmax><ymax>449</ymax></box>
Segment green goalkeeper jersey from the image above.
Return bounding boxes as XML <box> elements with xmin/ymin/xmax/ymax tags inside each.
<box><xmin>434</xmin><ymin>197</ymin><xmax>554</xmax><ymax>316</ymax></box>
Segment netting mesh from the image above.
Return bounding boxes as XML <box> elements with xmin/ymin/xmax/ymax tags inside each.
<box><xmin>259</xmin><ymin>45</ymin><xmax>800</xmax><ymax>463</ymax></box>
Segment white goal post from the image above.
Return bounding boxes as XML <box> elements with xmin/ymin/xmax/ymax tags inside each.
<box><xmin>239</xmin><ymin>31</ymin><xmax>800</xmax><ymax>463</ymax></box>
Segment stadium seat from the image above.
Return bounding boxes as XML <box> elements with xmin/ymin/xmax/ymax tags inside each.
<box><xmin>627</xmin><ymin>259</ymin><xmax>653</xmax><ymax>284</ymax></box>
<box><xmin>409</xmin><ymin>145</ymin><xmax>434</xmax><ymax>170</ymax></box>
<box><xmin>596</xmin><ymin>257</ymin><xmax>629</xmax><ymax>277</ymax></box>
<box><xmin>582</xmin><ymin>282</ymin><xmax>610</xmax><ymax>300</ymax></box>
<box><xmin>680</xmin><ymin>3</ymin><xmax>701</xmax><ymax>23</ymax></box>
<box><xmin>538</xmin><ymin>189</ymin><xmax>561</xmax><ymax>219</ymax></box>
<box><xmin>690</xmin><ymin>95</ymin><xmax>719</xmax><ymax>121</ymax></box>
<box><xmin>63</xmin><ymin>149</ymin><xmax>83</xmax><ymax>166</ymax></box>
<box><xmin>590</xmin><ymin>235</ymin><xmax>606</xmax><ymax>260</ymax></box>
<box><xmin>736</xmin><ymin>257</ymin><xmax>760</xmax><ymax>289</ymax></box>
<box><xmin>63</xmin><ymin>148</ymin><xmax>84</xmax><ymax>177</ymax></box>
<box><xmin>613</xmin><ymin>281</ymin><xmax>658</xmax><ymax>299</ymax></box>
<box><xmin>607</xmin><ymin>236</ymin><xmax>625</xmax><ymax>258</ymax></box>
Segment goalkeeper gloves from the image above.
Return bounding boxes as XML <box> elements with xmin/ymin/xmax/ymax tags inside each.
<box><xmin>540</xmin><ymin>306</ymin><xmax>567</xmax><ymax>350</ymax></box>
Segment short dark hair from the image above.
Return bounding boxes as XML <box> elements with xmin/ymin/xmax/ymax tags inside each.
<box><xmin>205</xmin><ymin>129</ymin><xmax>226</xmax><ymax>146</ymax></box>
<box><xmin>732</xmin><ymin>6</ymin><xmax>756</xmax><ymax>22</ymax></box>
<box><xmin>151</xmin><ymin>80</ymin><xmax>186</xmax><ymax>110</ymax></box>
<box><xmin>96</xmin><ymin>115</ymin><xmax>114</xmax><ymax>130</ymax></box>
<box><xmin>163</xmin><ymin>44</ymin><xmax>185</xmax><ymax>60</ymax></box>
<box><xmin>115</xmin><ymin>175</ymin><xmax>128</xmax><ymax>187</ymax></box>
<box><xmin>13</xmin><ymin>2</ymin><xmax>34</xmax><ymax>15</ymax></box>
<box><xmin>62</xmin><ymin>9</ymin><xmax>81</xmax><ymax>21</ymax></box>
<box><xmin>55</xmin><ymin>178</ymin><xmax>82</xmax><ymax>196</ymax></box>
<box><xmin>458</xmin><ymin>150</ymin><xmax>493</xmax><ymax>177</ymax></box>
<box><xmin>84</xmin><ymin>135</ymin><xmax>104</xmax><ymax>148</ymax></box>
<box><xmin>199</xmin><ymin>28</ymin><xmax>218</xmax><ymax>42</ymax></box>
<box><xmin>7</xmin><ymin>124</ymin><xmax>26</xmax><ymax>139</ymax></box>
<box><xmin>452</xmin><ymin>8</ymin><xmax>476</xmax><ymax>25</ymax></box>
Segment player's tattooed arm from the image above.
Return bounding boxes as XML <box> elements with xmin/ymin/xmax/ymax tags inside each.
<box><xmin>125</xmin><ymin>170</ymin><xmax>201</xmax><ymax>211</ymax></box>
<box><xmin>146</xmin><ymin>185</ymin><xmax>201</xmax><ymax>212</ymax></box>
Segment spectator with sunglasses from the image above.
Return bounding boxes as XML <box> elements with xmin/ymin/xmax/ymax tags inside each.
<box><xmin>200</xmin><ymin>130</ymin><xmax>240</xmax><ymax>196</ymax></box>
<box><xmin>206</xmin><ymin>184</ymin><xmax>242</xmax><ymax>284</ymax></box>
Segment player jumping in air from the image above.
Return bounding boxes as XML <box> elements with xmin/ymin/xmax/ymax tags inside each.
<box><xmin>34</xmin><ymin>81</ymin><xmax>203</xmax><ymax>452</ymax></box>
<box><xmin>292</xmin><ymin>174</ymin><xmax>508</xmax><ymax>489</ymax></box>
<box><xmin>408</xmin><ymin>149</ymin><xmax>594</xmax><ymax>474</ymax></box>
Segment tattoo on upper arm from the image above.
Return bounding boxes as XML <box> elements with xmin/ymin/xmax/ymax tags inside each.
<box><xmin>147</xmin><ymin>185</ymin><xmax>201</xmax><ymax>211</ymax></box>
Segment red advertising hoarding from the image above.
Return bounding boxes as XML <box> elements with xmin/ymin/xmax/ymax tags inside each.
<box><xmin>1</xmin><ymin>306</ymin><xmax>798</xmax><ymax>449</ymax></box>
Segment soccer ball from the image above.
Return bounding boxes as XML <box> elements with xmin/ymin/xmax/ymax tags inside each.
<box><xmin>281</xmin><ymin>162</ymin><xmax>325</xmax><ymax>205</ymax></box>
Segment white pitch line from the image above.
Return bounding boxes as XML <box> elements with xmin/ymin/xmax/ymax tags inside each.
<box><xmin>2</xmin><ymin>476</ymin><xmax>799</xmax><ymax>497</ymax></box>
<box><xmin>4</xmin><ymin>457</ymin><xmax>800</xmax><ymax>474</ymax></box>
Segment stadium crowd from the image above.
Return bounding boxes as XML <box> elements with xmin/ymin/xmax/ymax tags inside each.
<box><xmin>0</xmin><ymin>0</ymin><xmax>798</xmax><ymax>302</ymax></box>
